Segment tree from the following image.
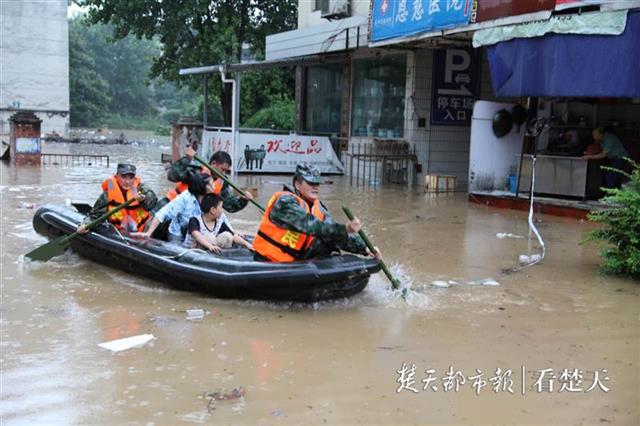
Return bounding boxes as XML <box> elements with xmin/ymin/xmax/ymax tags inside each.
<box><xmin>69</xmin><ymin>18</ymin><xmax>111</xmax><ymax>127</ymax></box>
<box><xmin>76</xmin><ymin>0</ymin><xmax>298</xmax><ymax>125</ymax></box>
<box><xmin>78</xmin><ymin>20</ymin><xmax>158</xmax><ymax>118</ymax></box>
<box><xmin>240</xmin><ymin>68</ymin><xmax>294</xmax><ymax>124</ymax></box>
<box><xmin>69</xmin><ymin>16</ymin><xmax>204</xmax><ymax>129</ymax></box>
<box><xmin>243</xmin><ymin>96</ymin><xmax>294</xmax><ymax>130</ymax></box>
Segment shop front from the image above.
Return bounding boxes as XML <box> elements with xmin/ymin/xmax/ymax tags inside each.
<box><xmin>468</xmin><ymin>6</ymin><xmax>640</xmax><ymax>217</ymax></box>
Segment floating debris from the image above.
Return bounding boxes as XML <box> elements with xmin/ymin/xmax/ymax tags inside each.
<box><xmin>98</xmin><ymin>334</ymin><xmax>155</xmax><ymax>352</ymax></box>
<box><xmin>519</xmin><ymin>254</ymin><xmax>542</xmax><ymax>265</ymax></box>
<box><xmin>479</xmin><ymin>278</ymin><xmax>500</xmax><ymax>286</ymax></box>
<box><xmin>496</xmin><ymin>232</ymin><xmax>524</xmax><ymax>239</ymax></box>
<box><xmin>431</xmin><ymin>278</ymin><xmax>499</xmax><ymax>288</ymax></box>
<box><xmin>207</xmin><ymin>387</ymin><xmax>245</xmax><ymax>401</ymax></box>
<box><xmin>185</xmin><ymin>309</ymin><xmax>205</xmax><ymax>320</ymax></box>
<box><xmin>431</xmin><ymin>280</ymin><xmax>450</xmax><ymax>288</ymax></box>
<box><xmin>206</xmin><ymin>387</ymin><xmax>245</xmax><ymax>412</ymax></box>
<box><xmin>18</xmin><ymin>202</ymin><xmax>36</xmax><ymax>209</ymax></box>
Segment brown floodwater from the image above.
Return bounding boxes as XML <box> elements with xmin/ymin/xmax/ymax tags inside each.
<box><xmin>1</xmin><ymin>137</ymin><xmax>638</xmax><ymax>425</ymax></box>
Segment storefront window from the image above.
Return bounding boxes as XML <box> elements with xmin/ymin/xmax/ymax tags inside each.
<box><xmin>305</xmin><ymin>64</ymin><xmax>343</xmax><ymax>134</ymax></box>
<box><xmin>351</xmin><ymin>55</ymin><xmax>406</xmax><ymax>138</ymax></box>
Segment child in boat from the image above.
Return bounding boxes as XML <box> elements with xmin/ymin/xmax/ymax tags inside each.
<box><xmin>184</xmin><ymin>193</ymin><xmax>252</xmax><ymax>253</ymax></box>
<box><xmin>140</xmin><ymin>172</ymin><xmax>210</xmax><ymax>243</ymax></box>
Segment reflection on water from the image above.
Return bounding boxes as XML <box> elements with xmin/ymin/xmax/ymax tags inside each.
<box><xmin>1</xmin><ymin>140</ymin><xmax>639</xmax><ymax>425</ymax></box>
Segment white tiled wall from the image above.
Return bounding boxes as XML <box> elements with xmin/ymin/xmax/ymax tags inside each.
<box><xmin>404</xmin><ymin>48</ymin><xmax>495</xmax><ymax>190</ymax></box>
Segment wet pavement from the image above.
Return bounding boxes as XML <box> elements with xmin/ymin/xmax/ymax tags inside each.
<box><xmin>1</xmin><ymin>136</ymin><xmax>638</xmax><ymax>425</ymax></box>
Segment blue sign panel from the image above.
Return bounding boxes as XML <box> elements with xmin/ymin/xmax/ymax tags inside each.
<box><xmin>371</xmin><ymin>0</ymin><xmax>473</xmax><ymax>42</ymax></box>
<box><xmin>430</xmin><ymin>48</ymin><xmax>481</xmax><ymax>126</ymax></box>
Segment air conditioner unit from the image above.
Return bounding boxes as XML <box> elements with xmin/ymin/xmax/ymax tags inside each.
<box><xmin>321</xmin><ymin>0</ymin><xmax>350</xmax><ymax>20</ymax></box>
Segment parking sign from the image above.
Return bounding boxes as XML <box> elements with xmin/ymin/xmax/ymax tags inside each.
<box><xmin>431</xmin><ymin>48</ymin><xmax>481</xmax><ymax>126</ymax></box>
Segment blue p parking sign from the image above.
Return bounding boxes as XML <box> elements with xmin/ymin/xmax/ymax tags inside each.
<box><xmin>431</xmin><ymin>48</ymin><xmax>481</xmax><ymax>126</ymax></box>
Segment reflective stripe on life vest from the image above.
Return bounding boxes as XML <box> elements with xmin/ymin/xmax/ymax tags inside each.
<box><xmin>101</xmin><ymin>175</ymin><xmax>150</xmax><ymax>229</ymax></box>
<box><xmin>253</xmin><ymin>191</ymin><xmax>325</xmax><ymax>262</ymax></box>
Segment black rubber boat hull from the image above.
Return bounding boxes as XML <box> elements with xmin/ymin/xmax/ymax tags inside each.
<box><xmin>32</xmin><ymin>205</ymin><xmax>382</xmax><ymax>302</ymax></box>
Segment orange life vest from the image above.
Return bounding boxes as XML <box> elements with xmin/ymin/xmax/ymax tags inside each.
<box><xmin>101</xmin><ymin>176</ymin><xmax>150</xmax><ymax>228</ymax></box>
<box><xmin>253</xmin><ymin>191</ymin><xmax>326</xmax><ymax>262</ymax></box>
<box><xmin>166</xmin><ymin>181</ymin><xmax>188</xmax><ymax>201</ymax></box>
<box><xmin>166</xmin><ymin>167</ymin><xmax>223</xmax><ymax>200</ymax></box>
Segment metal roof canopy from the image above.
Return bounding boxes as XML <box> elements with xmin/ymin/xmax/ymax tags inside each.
<box><xmin>178</xmin><ymin>52</ymin><xmax>353</xmax><ymax>178</ymax></box>
<box><xmin>178</xmin><ymin>52</ymin><xmax>351</xmax><ymax>76</ymax></box>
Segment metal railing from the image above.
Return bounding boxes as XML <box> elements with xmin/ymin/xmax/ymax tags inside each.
<box><xmin>41</xmin><ymin>153</ymin><xmax>110</xmax><ymax>167</ymax></box>
<box><xmin>346</xmin><ymin>140</ymin><xmax>417</xmax><ymax>187</ymax></box>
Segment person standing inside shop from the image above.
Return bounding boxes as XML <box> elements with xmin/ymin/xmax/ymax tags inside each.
<box><xmin>582</xmin><ymin>127</ymin><xmax>628</xmax><ymax>189</ymax></box>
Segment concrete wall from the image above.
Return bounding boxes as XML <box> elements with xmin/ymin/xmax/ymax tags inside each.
<box><xmin>0</xmin><ymin>0</ymin><xmax>70</xmax><ymax>138</ymax></box>
<box><xmin>297</xmin><ymin>0</ymin><xmax>371</xmax><ymax>29</ymax></box>
<box><xmin>266</xmin><ymin>15</ymin><xmax>368</xmax><ymax>61</ymax></box>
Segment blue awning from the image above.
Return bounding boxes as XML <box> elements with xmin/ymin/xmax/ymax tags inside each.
<box><xmin>487</xmin><ymin>10</ymin><xmax>640</xmax><ymax>97</ymax></box>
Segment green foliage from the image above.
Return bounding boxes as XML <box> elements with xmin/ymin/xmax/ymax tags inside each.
<box><xmin>155</xmin><ymin>125</ymin><xmax>172</xmax><ymax>136</ymax></box>
<box><xmin>70</xmin><ymin>18</ymin><xmax>157</xmax><ymax>118</ymax></box>
<box><xmin>243</xmin><ymin>96</ymin><xmax>294</xmax><ymax>130</ymax></box>
<box><xmin>77</xmin><ymin>0</ymin><xmax>297</xmax><ymax>125</ymax></box>
<box><xmin>69</xmin><ymin>19</ymin><xmax>111</xmax><ymax>127</ymax></box>
<box><xmin>240</xmin><ymin>69</ymin><xmax>294</xmax><ymax>123</ymax></box>
<box><xmin>101</xmin><ymin>113</ymin><xmax>163</xmax><ymax>131</ymax></box>
<box><xmin>584</xmin><ymin>159</ymin><xmax>640</xmax><ymax>279</ymax></box>
<box><xmin>69</xmin><ymin>16</ymin><xmax>201</xmax><ymax>129</ymax></box>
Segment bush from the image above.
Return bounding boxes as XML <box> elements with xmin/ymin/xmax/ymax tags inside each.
<box><xmin>155</xmin><ymin>125</ymin><xmax>172</xmax><ymax>136</ymax></box>
<box><xmin>584</xmin><ymin>159</ymin><xmax>640</xmax><ymax>279</ymax></box>
<box><xmin>242</xmin><ymin>98</ymin><xmax>294</xmax><ymax>131</ymax></box>
<box><xmin>102</xmin><ymin>113</ymin><xmax>162</xmax><ymax>131</ymax></box>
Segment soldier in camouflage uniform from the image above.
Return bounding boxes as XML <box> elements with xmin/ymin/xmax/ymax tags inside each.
<box><xmin>253</xmin><ymin>164</ymin><xmax>381</xmax><ymax>262</ymax></box>
<box><xmin>157</xmin><ymin>147</ymin><xmax>252</xmax><ymax>213</ymax></box>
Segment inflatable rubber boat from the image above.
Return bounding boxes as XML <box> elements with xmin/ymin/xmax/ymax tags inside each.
<box><xmin>32</xmin><ymin>205</ymin><xmax>382</xmax><ymax>302</ymax></box>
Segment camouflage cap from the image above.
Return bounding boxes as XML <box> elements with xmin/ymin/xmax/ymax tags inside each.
<box><xmin>295</xmin><ymin>164</ymin><xmax>322</xmax><ymax>184</ymax></box>
<box><xmin>116</xmin><ymin>163</ymin><xmax>136</xmax><ymax>176</ymax></box>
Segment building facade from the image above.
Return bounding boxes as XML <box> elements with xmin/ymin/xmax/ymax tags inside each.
<box><xmin>266</xmin><ymin>0</ymin><xmax>495</xmax><ymax>189</ymax></box>
<box><xmin>0</xmin><ymin>0</ymin><xmax>70</xmax><ymax>139</ymax></box>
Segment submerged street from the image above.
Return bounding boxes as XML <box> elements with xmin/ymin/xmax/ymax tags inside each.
<box><xmin>1</xmin><ymin>139</ymin><xmax>638</xmax><ymax>425</ymax></box>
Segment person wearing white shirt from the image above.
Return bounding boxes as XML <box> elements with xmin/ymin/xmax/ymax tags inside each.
<box><xmin>184</xmin><ymin>193</ymin><xmax>252</xmax><ymax>253</ymax></box>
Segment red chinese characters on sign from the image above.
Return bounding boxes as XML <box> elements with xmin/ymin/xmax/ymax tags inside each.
<box><xmin>307</xmin><ymin>139</ymin><xmax>322</xmax><ymax>154</ymax></box>
<box><xmin>266</xmin><ymin>139</ymin><xmax>281</xmax><ymax>153</ymax></box>
<box><xmin>266</xmin><ymin>139</ymin><xmax>323</xmax><ymax>155</ymax></box>
<box><xmin>288</xmin><ymin>141</ymin><xmax>304</xmax><ymax>154</ymax></box>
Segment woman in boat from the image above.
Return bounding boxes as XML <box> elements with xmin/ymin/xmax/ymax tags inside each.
<box><xmin>76</xmin><ymin>163</ymin><xmax>157</xmax><ymax>234</ymax></box>
<box><xmin>253</xmin><ymin>164</ymin><xmax>381</xmax><ymax>262</ymax></box>
<box><xmin>137</xmin><ymin>172</ymin><xmax>211</xmax><ymax>244</ymax></box>
<box><xmin>183</xmin><ymin>193</ymin><xmax>252</xmax><ymax>253</ymax></box>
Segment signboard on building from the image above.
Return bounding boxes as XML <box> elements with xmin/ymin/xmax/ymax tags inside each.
<box><xmin>471</xmin><ymin>0</ymin><xmax>555</xmax><ymax>22</ymax></box>
<box><xmin>431</xmin><ymin>48</ymin><xmax>481</xmax><ymax>126</ymax></box>
<box><xmin>15</xmin><ymin>137</ymin><xmax>40</xmax><ymax>153</ymax></box>
<box><xmin>201</xmin><ymin>129</ymin><xmax>344</xmax><ymax>174</ymax></box>
<box><xmin>371</xmin><ymin>0</ymin><xmax>473</xmax><ymax>42</ymax></box>
<box><xmin>472</xmin><ymin>10</ymin><xmax>627</xmax><ymax>47</ymax></box>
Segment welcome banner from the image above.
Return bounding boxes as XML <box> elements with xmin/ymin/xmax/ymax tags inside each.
<box><xmin>201</xmin><ymin>130</ymin><xmax>344</xmax><ymax>174</ymax></box>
